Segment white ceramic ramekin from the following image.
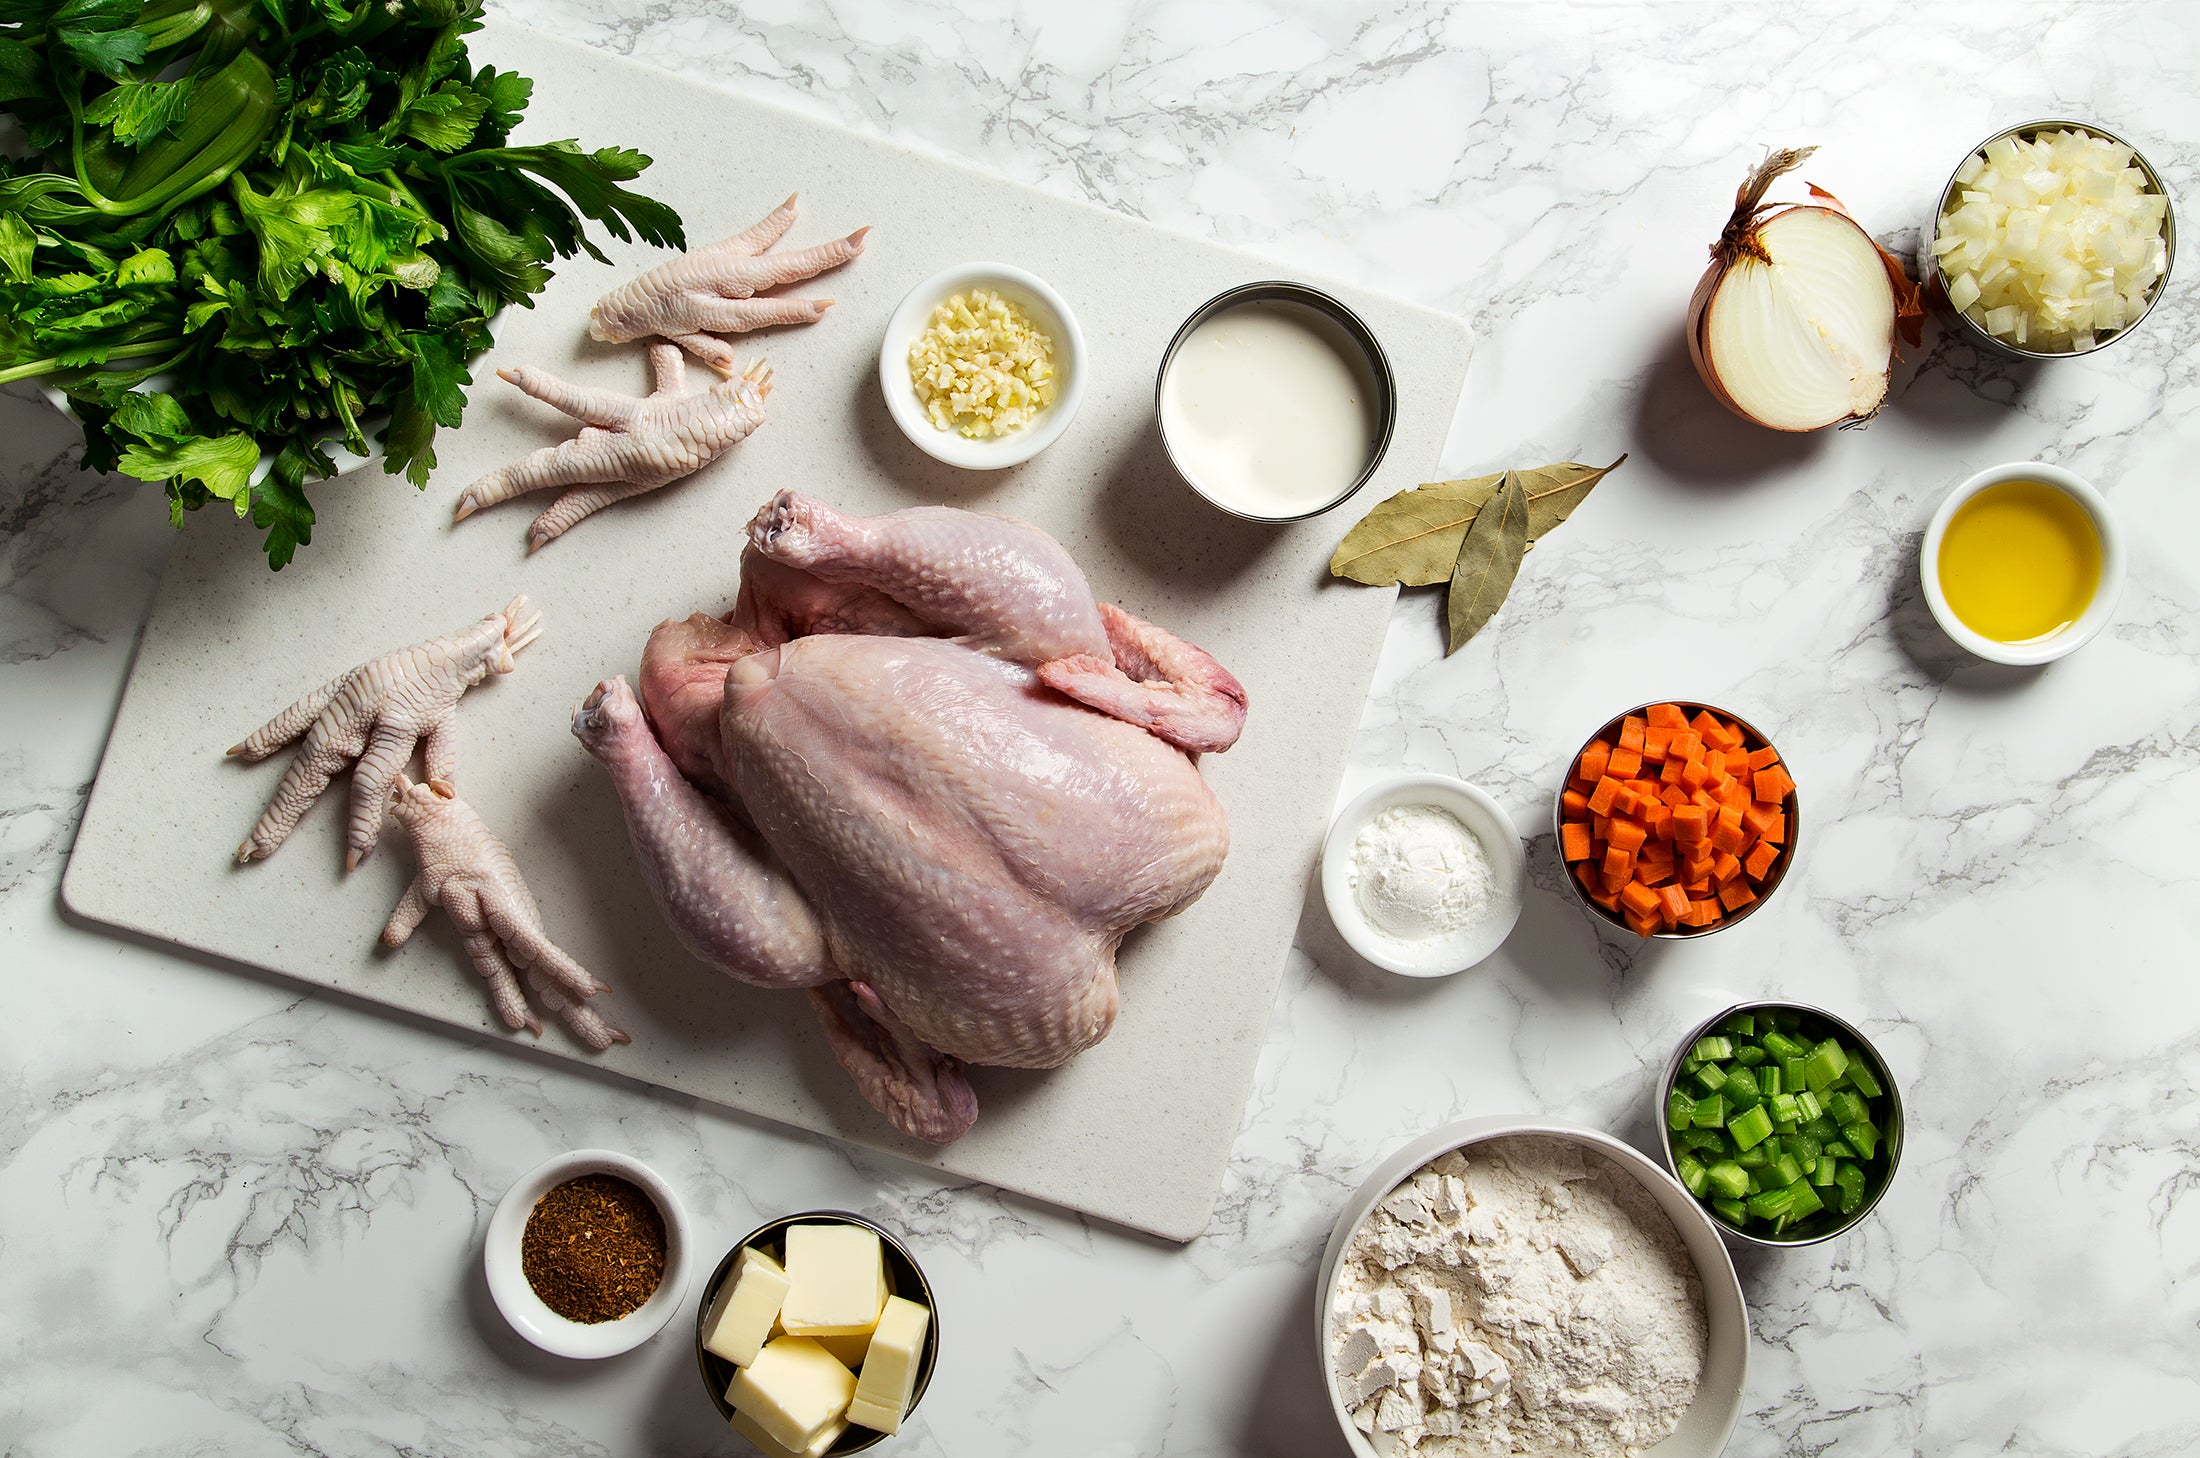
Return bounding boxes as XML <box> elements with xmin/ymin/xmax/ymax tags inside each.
<box><xmin>1319</xmin><ymin>772</ymin><xmax>1527</xmax><ymax>977</ymax></box>
<box><xmin>1920</xmin><ymin>460</ymin><xmax>2124</xmax><ymax>666</ymax></box>
<box><xmin>1317</xmin><ymin>1116</ymin><xmax>1748</xmax><ymax>1458</ymax></box>
<box><xmin>878</xmin><ymin>261</ymin><xmax>1085</xmax><ymax>470</ymax></box>
<box><xmin>484</xmin><ymin>1148</ymin><xmax>694</xmax><ymax>1359</ymax></box>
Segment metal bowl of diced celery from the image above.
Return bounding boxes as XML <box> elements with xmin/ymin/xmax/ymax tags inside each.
<box><xmin>1656</xmin><ymin>1002</ymin><xmax>1903</xmax><ymax>1249</ymax></box>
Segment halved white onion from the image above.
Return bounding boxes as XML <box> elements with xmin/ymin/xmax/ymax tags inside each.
<box><xmin>1688</xmin><ymin>148</ymin><xmax>1923</xmax><ymax>432</ymax></box>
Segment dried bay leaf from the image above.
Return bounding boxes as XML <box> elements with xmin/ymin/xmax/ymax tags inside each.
<box><xmin>1446</xmin><ymin>469</ymin><xmax>1529</xmax><ymax>653</ymax></box>
<box><xmin>1328</xmin><ymin>455</ymin><xmax>1628</xmax><ymax>586</ymax></box>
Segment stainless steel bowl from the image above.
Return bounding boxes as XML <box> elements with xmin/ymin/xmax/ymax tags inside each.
<box><xmin>1154</xmin><ymin>280</ymin><xmax>1397</xmax><ymax>523</ymax></box>
<box><xmin>1552</xmin><ymin>701</ymin><xmax>1798</xmax><ymax>941</ymax></box>
<box><xmin>1924</xmin><ymin>117</ymin><xmax>2176</xmax><ymax>360</ymax></box>
<box><xmin>694</xmin><ymin>1210</ymin><xmax>939</xmax><ymax>1453</ymax></box>
<box><xmin>1657</xmin><ymin>1002</ymin><xmax>1905</xmax><ymax>1250</ymax></box>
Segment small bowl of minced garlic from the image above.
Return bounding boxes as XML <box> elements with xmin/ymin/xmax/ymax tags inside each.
<box><xmin>1320</xmin><ymin>772</ymin><xmax>1527</xmax><ymax>977</ymax></box>
<box><xmin>879</xmin><ymin>261</ymin><xmax>1086</xmax><ymax>470</ymax></box>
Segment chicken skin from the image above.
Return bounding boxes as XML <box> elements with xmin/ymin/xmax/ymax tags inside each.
<box><xmin>573</xmin><ymin>492</ymin><xmax>1245</xmax><ymax>1143</ymax></box>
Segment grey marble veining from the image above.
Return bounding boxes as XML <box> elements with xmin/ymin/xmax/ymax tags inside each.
<box><xmin>3</xmin><ymin>2</ymin><xmax>2196</xmax><ymax>1456</ymax></box>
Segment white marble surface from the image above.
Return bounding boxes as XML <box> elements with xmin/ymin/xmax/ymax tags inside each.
<box><xmin>2</xmin><ymin>2</ymin><xmax>2195</xmax><ymax>1454</ymax></box>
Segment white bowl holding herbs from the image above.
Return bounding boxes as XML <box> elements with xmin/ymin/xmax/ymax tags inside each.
<box><xmin>1319</xmin><ymin>773</ymin><xmax>1526</xmax><ymax>977</ymax></box>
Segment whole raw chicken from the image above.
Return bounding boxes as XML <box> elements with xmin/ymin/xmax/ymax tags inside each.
<box><xmin>574</xmin><ymin>491</ymin><xmax>1248</xmax><ymax>1143</ymax></box>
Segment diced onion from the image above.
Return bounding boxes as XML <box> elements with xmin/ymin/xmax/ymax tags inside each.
<box><xmin>907</xmin><ymin>288</ymin><xmax>1057</xmax><ymax>438</ymax></box>
<box><xmin>1934</xmin><ymin>128</ymin><xmax>2169</xmax><ymax>353</ymax></box>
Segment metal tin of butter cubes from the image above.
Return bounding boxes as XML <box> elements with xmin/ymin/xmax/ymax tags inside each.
<box><xmin>695</xmin><ymin>1209</ymin><xmax>939</xmax><ymax>1452</ymax></box>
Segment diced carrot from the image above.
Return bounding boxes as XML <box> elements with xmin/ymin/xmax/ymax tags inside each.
<box><xmin>1679</xmin><ymin>757</ymin><xmax>1711</xmax><ymax>791</ymax></box>
<box><xmin>1607</xmin><ymin>819</ymin><xmax>1647</xmax><ymax>853</ymax></box>
<box><xmin>1722</xmin><ymin>747</ymin><xmax>1751</xmax><ymax>773</ymax></box>
<box><xmin>1760</xmin><ymin>810</ymin><xmax>1787</xmax><ymax>845</ymax></box>
<box><xmin>1657</xmin><ymin>883</ymin><xmax>1689</xmax><ymax>924</ymax></box>
<box><xmin>1660</xmin><ymin>785</ymin><xmax>1690</xmax><ymax>809</ymax></box>
<box><xmin>1562</xmin><ymin>788</ymin><xmax>1591</xmax><ymax>818</ymax></box>
<box><xmin>1717</xmin><ymin>878</ymin><xmax>1758</xmax><ymax>912</ymax></box>
<box><xmin>1561</xmin><ymin>822</ymin><xmax>1594</xmax><ymax>861</ymax></box>
<box><xmin>1753</xmin><ymin>765</ymin><xmax>1795</xmax><ymax>804</ymax></box>
<box><xmin>1619</xmin><ymin>715</ymin><xmax>1647</xmax><ymax>752</ymax></box>
<box><xmin>1684</xmin><ymin>853</ymin><xmax>1715</xmax><ymax>883</ymax></box>
<box><xmin>1608</xmin><ymin>744</ymin><xmax>1643</xmax><ymax>779</ymax></box>
<box><xmin>1593</xmin><ymin>812</ymin><xmax>1611</xmax><ymax>840</ymax></box>
<box><xmin>1683</xmin><ymin>875</ymin><xmax>1713</xmax><ymax>896</ymax></box>
<box><xmin>1624</xmin><ymin>913</ymin><xmax>1661</xmax><ymax>940</ymax></box>
<box><xmin>1591</xmin><ymin>888</ymin><xmax>1622</xmax><ymax>912</ymax></box>
<box><xmin>1612</xmin><ymin>785</ymin><xmax>1642</xmax><ymax>818</ymax></box>
<box><xmin>1587</xmin><ymin>775</ymin><xmax>1623</xmax><ymax>815</ymax></box>
<box><xmin>1686</xmin><ymin>898</ymin><xmax>1720</xmax><ymax>927</ymax></box>
<box><xmin>1669</xmin><ymin>805</ymin><xmax>1709</xmax><ymax>843</ymax></box>
<box><xmin>1640</xmin><ymin>802</ymin><xmax>1671</xmax><ymax>835</ymax></box>
<box><xmin>1619</xmin><ymin>881</ymin><xmax>1661</xmax><ymax>917</ymax></box>
<box><xmin>1647</xmin><ymin>702</ymin><xmax>1689</xmax><ymax>729</ymax></box>
<box><xmin>1703</xmin><ymin>765</ymin><xmax>1731</xmax><ymax>795</ymax></box>
<box><xmin>1579</xmin><ymin>741</ymin><xmax>1612</xmax><ymax>784</ymax></box>
<box><xmin>1740</xmin><ymin>802</ymin><xmax>1779</xmax><ymax>839</ymax></box>
<box><xmin>1573</xmin><ymin>858</ymin><xmax>1598</xmax><ymax>888</ymax></box>
<box><xmin>1669</xmin><ymin>731</ymin><xmax>1701</xmax><ymax>763</ymax></box>
<box><xmin>1746</xmin><ymin>744</ymin><xmax>1781</xmax><ymax>771</ymax></box>
<box><xmin>1712</xmin><ymin>850</ymin><xmax>1743</xmax><ymax>883</ymax></box>
<box><xmin>1717</xmin><ymin>779</ymin><xmax>1751</xmax><ymax>811</ymax></box>
<box><xmin>1711</xmin><ymin>811</ymin><xmax>1748</xmax><ymax>856</ymax></box>
<box><xmin>1660</xmin><ymin>754</ymin><xmax>1687</xmax><ymax>785</ymax></box>
<box><xmin>1744</xmin><ymin>841</ymin><xmax>1779</xmax><ymax>881</ymax></box>
<box><xmin>1602</xmin><ymin>846</ymin><xmax>1634</xmax><ymax>881</ymax></box>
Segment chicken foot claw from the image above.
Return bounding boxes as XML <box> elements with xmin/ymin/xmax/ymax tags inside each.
<box><xmin>382</xmin><ymin>775</ymin><xmax>628</xmax><ymax>1051</ymax></box>
<box><xmin>230</xmin><ymin>597</ymin><xmax>540</xmax><ymax>869</ymax></box>
<box><xmin>456</xmin><ymin>345</ymin><xmax>771</xmax><ymax>551</ymax></box>
<box><xmin>588</xmin><ymin>193</ymin><xmax>869</xmax><ymax>370</ymax></box>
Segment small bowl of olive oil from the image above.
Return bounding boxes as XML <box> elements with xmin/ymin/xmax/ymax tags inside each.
<box><xmin>1921</xmin><ymin>461</ymin><xmax>2124</xmax><ymax>666</ymax></box>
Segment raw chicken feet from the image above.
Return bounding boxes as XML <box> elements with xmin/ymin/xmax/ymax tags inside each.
<box><xmin>382</xmin><ymin>775</ymin><xmax>627</xmax><ymax>1050</ymax></box>
<box><xmin>455</xmin><ymin>344</ymin><xmax>771</xmax><ymax>552</ymax></box>
<box><xmin>230</xmin><ymin>597</ymin><xmax>541</xmax><ymax>869</ymax></box>
<box><xmin>587</xmin><ymin>195</ymin><xmax>869</xmax><ymax>372</ymax></box>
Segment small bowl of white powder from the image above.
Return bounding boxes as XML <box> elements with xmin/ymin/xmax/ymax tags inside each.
<box><xmin>1320</xmin><ymin>773</ymin><xmax>1526</xmax><ymax>977</ymax></box>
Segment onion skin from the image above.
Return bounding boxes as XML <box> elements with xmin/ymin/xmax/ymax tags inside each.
<box><xmin>1688</xmin><ymin>148</ymin><xmax>1924</xmax><ymax>432</ymax></box>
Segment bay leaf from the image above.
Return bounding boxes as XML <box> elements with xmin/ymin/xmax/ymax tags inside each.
<box><xmin>1446</xmin><ymin>469</ymin><xmax>1529</xmax><ymax>653</ymax></box>
<box><xmin>1328</xmin><ymin>455</ymin><xmax>1628</xmax><ymax>586</ymax></box>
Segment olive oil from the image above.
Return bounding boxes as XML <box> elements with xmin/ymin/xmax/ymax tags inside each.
<box><xmin>1937</xmin><ymin>480</ymin><xmax>2102</xmax><ymax>643</ymax></box>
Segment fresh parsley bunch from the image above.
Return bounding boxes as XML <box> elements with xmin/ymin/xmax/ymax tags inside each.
<box><xmin>0</xmin><ymin>0</ymin><xmax>685</xmax><ymax>567</ymax></box>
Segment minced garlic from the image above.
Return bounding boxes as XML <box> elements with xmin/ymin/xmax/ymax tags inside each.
<box><xmin>907</xmin><ymin>288</ymin><xmax>1056</xmax><ymax>438</ymax></box>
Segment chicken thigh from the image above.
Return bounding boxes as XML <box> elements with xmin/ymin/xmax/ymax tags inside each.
<box><xmin>574</xmin><ymin>492</ymin><xmax>1246</xmax><ymax>1143</ymax></box>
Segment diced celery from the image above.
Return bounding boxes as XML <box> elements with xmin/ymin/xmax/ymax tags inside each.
<box><xmin>1719</xmin><ymin>1012</ymin><xmax>1756</xmax><ymax>1038</ymax></box>
<box><xmin>1795</xmin><ymin>1091</ymin><xmax>1826</xmax><ymax>1123</ymax></box>
<box><xmin>1781</xmin><ymin>1058</ymin><xmax>1808</xmax><ymax>1093</ymax></box>
<box><xmin>1712</xmin><ymin>1196</ymin><xmax>1748</xmax><ymax>1226</ymax></box>
<box><xmin>1723</xmin><ymin>1068</ymin><xmax>1763</xmax><ymax>1111</ymax></box>
<box><xmin>1677</xmin><ymin>1153</ymin><xmax>1711</xmax><ymax>1197</ymax></box>
<box><xmin>1845</xmin><ymin>1060</ymin><xmax>1884</xmax><ymax>1099</ymax></box>
<box><xmin>1762</xmin><ymin>1030</ymin><xmax>1808</xmax><ymax>1061</ymax></box>
<box><xmin>1728</xmin><ymin>1102</ymin><xmax>1774</xmax><ymax>1151</ymax></box>
<box><xmin>1735</xmin><ymin>1144</ymin><xmax>1770</xmax><ymax>1169</ymax></box>
<box><xmin>1841</xmin><ymin>1119</ymin><xmax>1880</xmax><ymax>1160</ymax></box>
<box><xmin>1693</xmin><ymin>1065</ymin><xmax>1728</xmax><ymax>1096</ymax></box>
<box><xmin>1734</xmin><ymin>1044</ymin><xmax>1767</xmax><ymax>1067</ymax></box>
<box><xmin>1823</xmin><ymin>1140</ymin><xmax>1854</xmax><ymax>1158</ymax></box>
<box><xmin>1746</xmin><ymin>1171</ymin><xmax>1765</xmax><ymax>1195</ymax></box>
<box><xmin>1769</xmin><ymin>1092</ymin><xmax>1801</xmax><ymax>1125</ymax></box>
<box><xmin>1834</xmin><ymin>1163</ymin><xmax>1867</xmax><ymax>1214</ymax></box>
<box><xmin>1680</xmin><ymin>1054</ymin><xmax>1702</xmax><ymax>1076</ymax></box>
<box><xmin>1679</xmin><ymin>1128</ymin><xmax>1725</xmax><ymax>1154</ymax></box>
<box><xmin>1826</xmin><ymin>1090</ymin><xmax>1867</xmax><ymax>1127</ymax></box>
<box><xmin>1693</xmin><ymin>1035</ymin><xmax>1735</xmax><ymax>1062</ymax></box>
<box><xmin>1667</xmin><ymin>1087</ymin><xmax>1696</xmax><ymax>1131</ymax></box>
<box><xmin>1803</xmin><ymin>1038</ymin><xmax>1850</xmax><ymax>1091</ymax></box>
<box><xmin>1706</xmin><ymin>1160</ymin><xmax>1749</xmax><ymax>1199</ymax></box>
<box><xmin>1803</xmin><ymin>1113</ymin><xmax>1840</xmax><ymax>1144</ymax></box>
<box><xmin>1746</xmin><ymin>1184</ymin><xmax>1795</xmax><ymax>1219</ymax></box>
<box><xmin>1768</xmin><ymin>1008</ymin><xmax>1804</xmax><ymax>1032</ymax></box>
<box><xmin>1785</xmin><ymin>1179</ymin><xmax>1825</xmax><ymax>1220</ymax></box>
<box><xmin>1772</xmin><ymin>1154</ymin><xmax>1804</xmax><ymax>1188</ymax></box>
<box><xmin>1691</xmin><ymin>1094</ymin><xmax>1727</xmax><ymax>1128</ymax></box>
<box><xmin>1813</xmin><ymin>1155</ymin><xmax>1839</xmax><ymax>1187</ymax></box>
<box><xmin>1759</xmin><ymin>1065</ymin><xmax>1782</xmax><ymax>1097</ymax></box>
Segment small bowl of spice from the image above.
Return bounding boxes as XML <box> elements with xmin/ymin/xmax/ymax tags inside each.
<box><xmin>485</xmin><ymin>1149</ymin><xmax>694</xmax><ymax>1359</ymax></box>
<box><xmin>1319</xmin><ymin>772</ymin><xmax>1526</xmax><ymax>977</ymax></box>
<box><xmin>879</xmin><ymin>261</ymin><xmax>1085</xmax><ymax>470</ymax></box>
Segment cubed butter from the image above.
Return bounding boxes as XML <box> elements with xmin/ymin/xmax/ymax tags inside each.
<box><xmin>845</xmin><ymin>1295</ymin><xmax>930</xmax><ymax>1435</ymax></box>
<box><xmin>779</xmin><ymin>1224</ymin><xmax>887</xmax><ymax>1338</ymax></box>
<box><xmin>702</xmin><ymin>1246</ymin><xmax>792</xmax><ymax>1367</ymax></box>
<box><xmin>812</xmin><ymin>1331</ymin><xmax>872</xmax><ymax>1370</ymax></box>
<box><xmin>726</xmin><ymin>1336</ymin><xmax>857</xmax><ymax>1453</ymax></box>
<box><xmin>728</xmin><ymin>1403</ymin><xmax>846</xmax><ymax>1458</ymax></box>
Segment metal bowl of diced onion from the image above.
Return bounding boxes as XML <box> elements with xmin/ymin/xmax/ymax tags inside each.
<box><xmin>1924</xmin><ymin>118</ymin><xmax>2176</xmax><ymax>360</ymax></box>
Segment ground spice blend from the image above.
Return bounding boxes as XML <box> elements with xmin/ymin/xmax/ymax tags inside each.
<box><xmin>520</xmin><ymin>1173</ymin><xmax>668</xmax><ymax>1323</ymax></box>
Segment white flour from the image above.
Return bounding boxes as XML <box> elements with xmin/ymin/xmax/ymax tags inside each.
<box><xmin>1328</xmin><ymin>1136</ymin><xmax>1707</xmax><ymax>1458</ymax></box>
<box><xmin>1347</xmin><ymin>805</ymin><xmax>1497</xmax><ymax>945</ymax></box>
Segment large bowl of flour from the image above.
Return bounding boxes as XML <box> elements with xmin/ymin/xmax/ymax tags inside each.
<box><xmin>1318</xmin><ymin>1117</ymin><xmax>1747</xmax><ymax>1458</ymax></box>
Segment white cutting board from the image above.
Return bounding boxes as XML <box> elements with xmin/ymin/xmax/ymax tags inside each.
<box><xmin>62</xmin><ymin>22</ymin><xmax>1470</xmax><ymax>1241</ymax></box>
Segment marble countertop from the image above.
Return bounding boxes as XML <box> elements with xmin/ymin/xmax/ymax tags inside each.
<box><xmin>3</xmin><ymin>2</ymin><xmax>2194</xmax><ymax>1454</ymax></box>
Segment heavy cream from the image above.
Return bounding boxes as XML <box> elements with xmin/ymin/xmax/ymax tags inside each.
<box><xmin>1160</xmin><ymin>300</ymin><xmax>1381</xmax><ymax>518</ymax></box>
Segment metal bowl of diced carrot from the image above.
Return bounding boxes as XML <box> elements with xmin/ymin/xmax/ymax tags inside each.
<box><xmin>1551</xmin><ymin>701</ymin><xmax>1798</xmax><ymax>939</ymax></box>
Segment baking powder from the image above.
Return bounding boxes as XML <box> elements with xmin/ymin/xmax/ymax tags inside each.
<box><xmin>1346</xmin><ymin>804</ymin><xmax>1497</xmax><ymax>945</ymax></box>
